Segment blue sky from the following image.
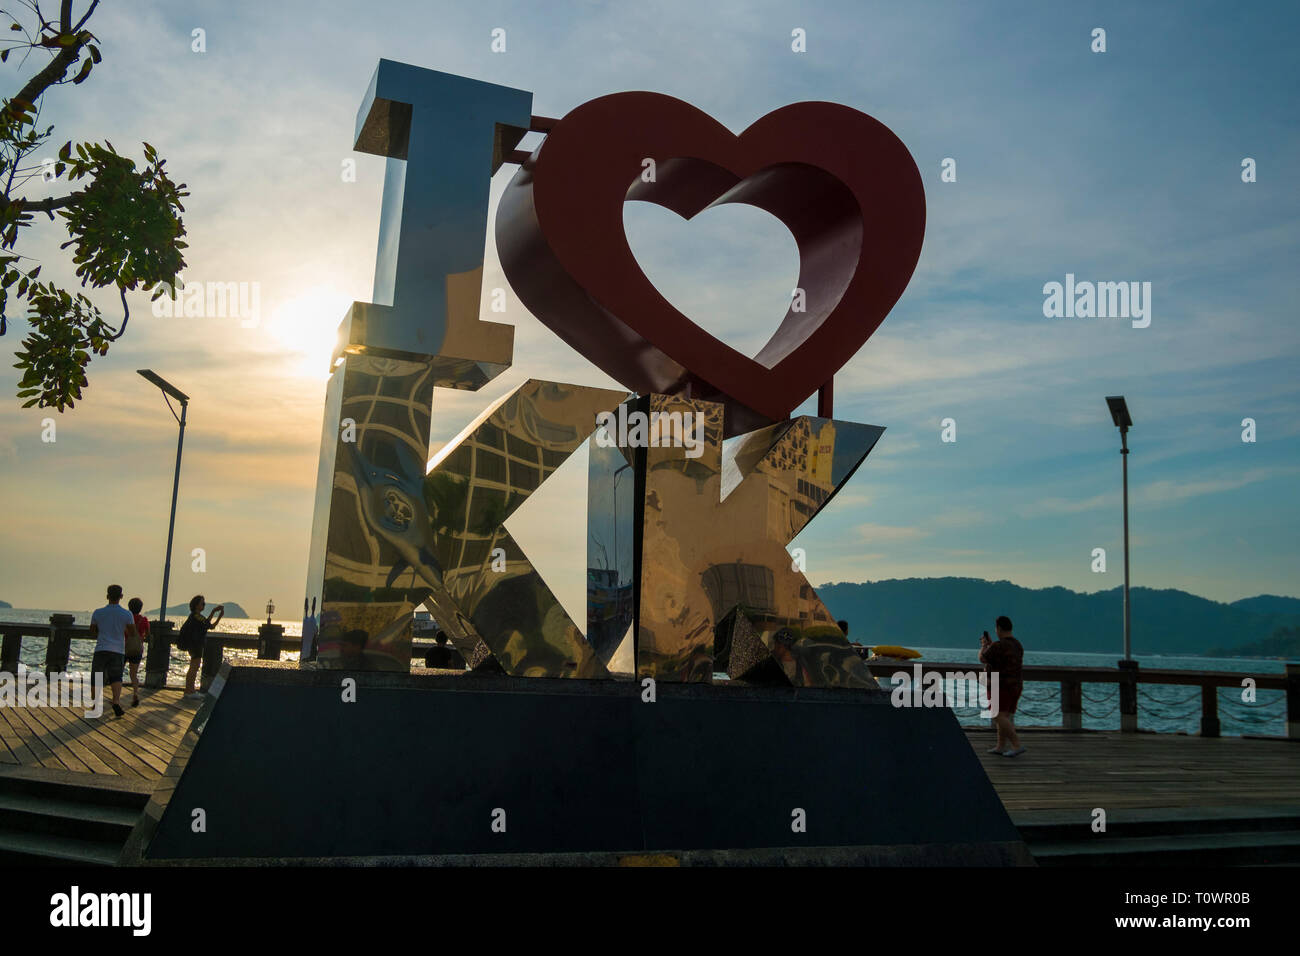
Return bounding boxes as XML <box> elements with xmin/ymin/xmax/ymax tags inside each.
<box><xmin>0</xmin><ymin>0</ymin><xmax>1296</xmax><ymax>615</ymax></box>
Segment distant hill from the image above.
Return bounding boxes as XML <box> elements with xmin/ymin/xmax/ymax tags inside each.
<box><xmin>0</xmin><ymin>600</ymin><xmax>10</xmax><ymax>609</ymax></box>
<box><xmin>1230</xmin><ymin>595</ymin><xmax>1300</xmax><ymax>617</ymax></box>
<box><xmin>817</xmin><ymin>578</ymin><xmax>1300</xmax><ymax>657</ymax></box>
<box><xmin>1206</xmin><ymin>626</ymin><xmax>1300</xmax><ymax>660</ymax></box>
<box><xmin>147</xmin><ymin>601</ymin><xmax>248</xmax><ymax>619</ymax></box>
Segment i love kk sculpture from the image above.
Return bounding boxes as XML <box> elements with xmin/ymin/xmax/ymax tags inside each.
<box><xmin>304</xmin><ymin>60</ymin><xmax>926</xmax><ymax>689</ymax></box>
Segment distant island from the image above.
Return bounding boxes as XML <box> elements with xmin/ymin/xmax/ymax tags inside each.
<box><xmin>817</xmin><ymin>578</ymin><xmax>1300</xmax><ymax>658</ymax></box>
<box><xmin>1206</xmin><ymin>626</ymin><xmax>1300</xmax><ymax>660</ymax></box>
<box><xmin>147</xmin><ymin>601</ymin><xmax>249</xmax><ymax>619</ymax></box>
<box><xmin>0</xmin><ymin>600</ymin><xmax>10</xmax><ymax>609</ymax></box>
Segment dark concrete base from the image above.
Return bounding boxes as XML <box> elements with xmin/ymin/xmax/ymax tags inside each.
<box><xmin>123</xmin><ymin>662</ymin><xmax>1031</xmax><ymax>865</ymax></box>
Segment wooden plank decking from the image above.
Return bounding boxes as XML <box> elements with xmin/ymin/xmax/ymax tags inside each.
<box><xmin>969</xmin><ymin>727</ymin><xmax>1300</xmax><ymax>812</ymax></box>
<box><xmin>2</xmin><ymin>694</ymin><xmax>1298</xmax><ymax>816</ymax></box>
<box><xmin>0</xmin><ymin>689</ymin><xmax>199</xmax><ymax>781</ymax></box>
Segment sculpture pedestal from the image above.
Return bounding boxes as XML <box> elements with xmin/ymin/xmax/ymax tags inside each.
<box><xmin>124</xmin><ymin>662</ymin><xmax>1031</xmax><ymax>865</ymax></box>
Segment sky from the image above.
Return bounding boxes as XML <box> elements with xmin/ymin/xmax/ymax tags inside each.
<box><xmin>0</xmin><ymin>0</ymin><xmax>1296</xmax><ymax>618</ymax></box>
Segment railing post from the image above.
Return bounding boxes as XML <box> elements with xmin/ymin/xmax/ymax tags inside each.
<box><xmin>0</xmin><ymin>629</ymin><xmax>21</xmax><ymax>676</ymax></box>
<box><xmin>257</xmin><ymin>622</ymin><xmax>285</xmax><ymax>660</ymax></box>
<box><xmin>1200</xmin><ymin>682</ymin><xmax>1220</xmax><ymax>738</ymax></box>
<box><xmin>1287</xmin><ymin>664</ymin><xmax>1299</xmax><ymax>740</ymax></box>
<box><xmin>200</xmin><ymin>631</ymin><xmax>225</xmax><ymax>692</ymax></box>
<box><xmin>44</xmin><ymin>613</ymin><xmax>75</xmax><ymax>675</ymax></box>
<box><xmin>1060</xmin><ymin>678</ymin><xmax>1083</xmax><ymax>731</ymax></box>
<box><xmin>1117</xmin><ymin>659</ymin><xmax>1139</xmax><ymax>733</ymax></box>
<box><xmin>145</xmin><ymin>621</ymin><xmax>173</xmax><ymax>689</ymax></box>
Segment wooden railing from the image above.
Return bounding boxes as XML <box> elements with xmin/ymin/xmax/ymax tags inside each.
<box><xmin>861</xmin><ymin>659</ymin><xmax>1299</xmax><ymax>739</ymax></box>
<box><xmin>0</xmin><ymin>617</ymin><xmax>452</xmax><ymax>692</ymax></box>
<box><xmin>2</xmin><ymin>617</ymin><xmax>1297</xmax><ymax>738</ymax></box>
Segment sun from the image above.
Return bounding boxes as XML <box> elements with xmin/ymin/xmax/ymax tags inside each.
<box><xmin>266</xmin><ymin>286</ymin><xmax>353</xmax><ymax>379</ymax></box>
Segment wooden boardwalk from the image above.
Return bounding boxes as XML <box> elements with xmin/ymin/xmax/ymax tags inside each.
<box><xmin>0</xmin><ymin>689</ymin><xmax>199</xmax><ymax>781</ymax></box>
<box><xmin>2</xmin><ymin>695</ymin><xmax>1298</xmax><ymax>816</ymax></box>
<box><xmin>970</xmin><ymin>727</ymin><xmax>1300</xmax><ymax>813</ymax></box>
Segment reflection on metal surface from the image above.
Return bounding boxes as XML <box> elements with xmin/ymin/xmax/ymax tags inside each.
<box><xmin>423</xmin><ymin>379</ymin><xmax>628</xmax><ymax>678</ymax></box>
<box><xmin>637</xmin><ymin>397</ymin><xmax>883</xmax><ymax>688</ymax></box>
<box><xmin>333</xmin><ymin>60</ymin><xmax>532</xmax><ymax>384</ymax></box>
<box><xmin>636</xmin><ymin>395</ymin><xmax>724</xmax><ymax>681</ymax></box>
<box><xmin>306</xmin><ymin>62</ymin><xmax>535</xmax><ymax>668</ymax></box>
<box><xmin>314</xmin><ymin>354</ymin><xmax>440</xmax><ymax>670</ymax></box>
<box><xmin>586</xmin><ymin>408</ymin><xmax>636</xmax><ymax>674</ymax></box>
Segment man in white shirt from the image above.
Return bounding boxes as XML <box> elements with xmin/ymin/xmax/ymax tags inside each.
<box><xmin>87</xmin><ymin>584</ymin><xmax>138</xmax><ymax>718</ymax></box>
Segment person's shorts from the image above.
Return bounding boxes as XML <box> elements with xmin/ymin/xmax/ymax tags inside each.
<box><xmin>187</xmin><ymin>645</ymin><xmax>203</xmax><ymax>662</ymax></box>
<box><xmin>125</xmin><ymin>651</ymin><xmax>142</xmax><ymax>665</ymax></box>
<box><xmin>998</xmin><ymin>679</ymin><xmax>1023</xmax><ymax>715</ymax></box>
<box><xmin>91</xmin><ymin>650</ymin><xmax>125</xmax><ymax>685</ymax></box>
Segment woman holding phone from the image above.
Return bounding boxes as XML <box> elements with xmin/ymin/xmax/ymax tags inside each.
<box><xmin>178</xmin><ymin>594</ymin><xmax>224</xmax><ymax>699</ymax></box>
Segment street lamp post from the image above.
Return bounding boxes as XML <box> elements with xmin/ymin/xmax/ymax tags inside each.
<box><xmin>1106</xmin><ymin>395</ymin><xmax>1139</xmax><ymax>734</ymax></box>
<box><xmin>138</xmin><ymin>370</ymin><xmax>189</xmax><ymax>625</ymax></box>
<box><xmin>1106</xmin><ymin>396</ymin><xmax>1133</xmax><ymax>661</ymax></box>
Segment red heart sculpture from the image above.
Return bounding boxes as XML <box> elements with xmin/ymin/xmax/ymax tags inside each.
<box><xmin>496</xmin><ymin>92</ymin><xmax>925</xmax><ymax>432</ymax></box>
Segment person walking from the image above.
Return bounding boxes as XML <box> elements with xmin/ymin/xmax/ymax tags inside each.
<box><xmin>178</xmin><ymin>595</ymin><xmax>223</xmax><ymax>699</ymax></box>
<box><xmin>979</xmin><ymin>615</ymin><xmax>1025</xmax><ymax>757</ymax></box>
<box><xmin>87</xmin><ymin>585</ymin><xmax>139</xmax><ymax>718</ymax></box>
<box><xmin>125</xmin><ymin>597</ymin><xmax>150</xmax><ymax>708</ymax></box>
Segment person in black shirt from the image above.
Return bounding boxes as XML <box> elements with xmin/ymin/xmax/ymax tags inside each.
<box><xmin>178</xmin><ymin>594</ymin><xmax>223</xmax><ymax>699</ymax></box>
<box><xmin>979</xmin><ymin>615</ymin><xmax>1025</xmax><ymax>757</ymax></box>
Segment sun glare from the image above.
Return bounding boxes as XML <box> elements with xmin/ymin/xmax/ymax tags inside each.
<box><xmin>267</xmin><ymin>287</ymin><xmax>352</xmax><ymax>379</ymax></box>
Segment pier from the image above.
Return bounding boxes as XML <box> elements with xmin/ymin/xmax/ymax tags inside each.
<box><xmin>3</xmin><ymin>618</ymin><xmax>1297</xmax><ymax>738</ymax></box>
<box><xmin>1</xmin><ymin>621</ymin><xmax>1298</xmax><ymax>865</ymax></box>
<box><xmin>0</xmin><ymin>684</ymin><xmax>1297</xmax><ymax>865</ymax></box>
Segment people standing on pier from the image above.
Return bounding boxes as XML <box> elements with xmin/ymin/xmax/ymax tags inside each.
<box><xmin>179</xmin><ymin>595</ymin><xmax>224</xmax><ymax>699</ymax></box>
<box><xmin>979</xmin><ymin>616</ymin><xmax>1025</xmax><ymax>757</ymax></box>
<box><xmin>301</xmin><ymin>596</ymin><xmax>318</xmax><ymax>663</ymax></box>
<box><xmin>87</xmin><ymin>584</ymin><xmax>139</xmax><ymax>718</ymax></box>
<box><xmin>126</xmin><ymin>597</ymin><xmax>150</xmax><ymax>708</ymax></box>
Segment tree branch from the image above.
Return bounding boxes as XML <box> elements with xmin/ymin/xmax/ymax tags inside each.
<box><xmin>71</xmin><ymin>0</ymin><xmax>98</xmax><ymax>33</ymax></box>
<box><xmin>11</xmin><ymin>33</ymin><xmax>84</xmax><ymax>107</ymax></box>
<box><xmin>13</xmin><ymin>189</ymin><xmax>83</xmax><ymax>215</ymax></box>
<box><xmin>105</xmin><ymin>285</ymin><xmax>127</xmax><ymax>339</ymax></box>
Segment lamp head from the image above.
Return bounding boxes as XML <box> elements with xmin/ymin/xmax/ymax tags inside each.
<box><xmin>1106</xmin><ymin>395</ymin><xmax>1132</xmax><ymax>430</ymax></box>
<box><xmin>137</xmin><ymin>369</ymin><xmax>189</xmax><ymax>403</ymax></box>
